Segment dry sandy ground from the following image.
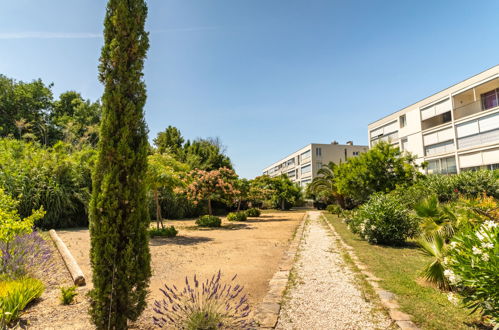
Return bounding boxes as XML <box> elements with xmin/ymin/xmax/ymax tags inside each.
<box><xmin>24</xmin><ymin>211</ymin><xmax>304</xmax><ymax>329</ymax></box>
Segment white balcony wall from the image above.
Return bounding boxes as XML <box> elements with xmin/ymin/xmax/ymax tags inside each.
<box><xmin>421</xmin><ymin>99</ymin><xmax>451</xmax><ymax>120</ymax></box>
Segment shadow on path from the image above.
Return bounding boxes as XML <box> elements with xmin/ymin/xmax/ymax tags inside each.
<box><xmin>150</xmin><ymin>235</ymin><xmax>213</xmax><ymax>246</ymax></box>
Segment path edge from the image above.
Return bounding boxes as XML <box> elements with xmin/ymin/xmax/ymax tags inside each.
<box><xmin>322</xmin><ymin>213</ymin><xmax>421</xmax><ymax>330</ymax></box>
<box><xmin>49</xmin><ymin>229</ymin><xmax>86</xmax><ymax>286</ymax></box>
<box><xmin>254</xmin><ymin>212</ymin><xmax>308</xmax><ymax>329</ymax></box>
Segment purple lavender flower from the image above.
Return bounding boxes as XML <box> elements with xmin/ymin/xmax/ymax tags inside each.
<box><xmin>0</xmin><ymin>231</ymin><xmax>53</xmax><ymax>280</ymax></box>
<box><xmin>152</xmin><ymin>271</ymin><xmax>253</xmax><ymax>329</ymax></box>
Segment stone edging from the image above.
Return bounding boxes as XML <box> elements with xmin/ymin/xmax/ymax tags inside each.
<box><xmin>49</xmin><ymin>229</ymin><xmax>86</xmax><ymax>286</ymax></box>
<box><xmin>322</xmin><ymin>214</ymin><xmax>420</xmax><ymax>330</ymax></box>
<box><xmin>254</xmin><ymin>212</ymin><xmax>308</xmax><ymax>329</ymax></box>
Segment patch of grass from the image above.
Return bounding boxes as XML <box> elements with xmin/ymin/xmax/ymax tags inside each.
<box><xmin>324</xmin><ymin>213</ymin><xmax>484</xmax><ymax>330</ymax></box>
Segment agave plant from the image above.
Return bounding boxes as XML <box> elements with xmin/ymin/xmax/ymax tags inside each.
<box><xmin>418</xmin><ymin>232</ymin><xmax>449</xmax><ymax>290</ymax></box>
<box><xmin>152</xmin><ymin>271</ymin><xmax>252</xmax><ymax>329</ymax></box>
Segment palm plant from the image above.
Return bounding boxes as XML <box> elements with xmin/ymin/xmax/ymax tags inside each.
<box><xmin>308</xmin><ymin>162</ymin><xmax>344</xmax><ymax>207</ymax></box>
<box><xmin>415</xmin><ymin>195</ymin><xmax>457</xmax><ymax>240</ymax></box>
<box><xmin>418</xmin><ymin>232</ymin><xmax>449</xmax><ymax>290</ymax></box>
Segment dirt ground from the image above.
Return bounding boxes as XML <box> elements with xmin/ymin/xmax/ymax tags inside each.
<box><xmin>24</xmin><ymin>210</ymin><xmax>305</xmax><ymax>329</ymax></box>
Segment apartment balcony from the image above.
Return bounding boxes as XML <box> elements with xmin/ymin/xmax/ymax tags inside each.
<box><xmin>453</xmin><ymin>77</ymin><xmax>499</xmax><ymax>120</ymax></box>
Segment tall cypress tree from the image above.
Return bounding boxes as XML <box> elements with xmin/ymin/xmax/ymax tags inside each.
<box><xmin>89</xmin><ymin>0</ymin><xmax>151</xmax><ymax>328</ymax></box>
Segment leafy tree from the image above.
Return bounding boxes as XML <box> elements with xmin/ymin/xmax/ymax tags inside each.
<box><xmin>153</xmin><ymin>125</ymin><xmax>185</xmax><ymax>158</ymax></box>
<box><xmin>0</xmin><ymin>75</ymin><xmax>54</xmax><ymax>144</ymax></box>
<box><xmin>234</xmin><ymin>178</ymin><xmax>250</xmax><ymax>211</ymax></box>
<box><xmin>250</xmin><ymin>175</ymin><xmax>302</xmax><ymax>210</ymax></box>
<box><xmin>334</xmin><ymin>141</ymin><xmax>421</xmax><ymax>205</ymax></box>
<box><xmin>146</xmin><ymin>153</ymin><xmax>188</xmax><ymax>229</ymax></box>
<box><xmin>184</xmin><ymin>167</ymin><xmax>239</xmax><ymax>215</ymax></box>
<box><xmin>51</xmin><ymin>91</ymin><xmax>101</xmax><ymax>147</ymax></box>
<box><xmin>183</xmin><ymin>138</ymin><xmax>232</xmax><ymax>170</ymax></box>
<box><xmin>89</xmin><ymin>0</ymin><xmax>151</xmax><ymax>328</ymax></box>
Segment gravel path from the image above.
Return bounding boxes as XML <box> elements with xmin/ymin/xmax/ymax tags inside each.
<box><xmin>276</xmin><ymin>211</ymin><xmax>391</xmax><ymax>330</ymax></box>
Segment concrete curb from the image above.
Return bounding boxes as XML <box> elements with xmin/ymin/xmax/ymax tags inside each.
<box><xmin>322</xmin><ymin>214</ymin><xmax>421</xmax><ymax>330</ymax></box>
<box><xmin>254</xmin><ymin>212</ymin><xmax>308</xmax><ymax>329</ymax></box>
<box><xmin>49</xmin><ymin>229</ymin><xmax>86</xmax><ymax>286</ymax></box>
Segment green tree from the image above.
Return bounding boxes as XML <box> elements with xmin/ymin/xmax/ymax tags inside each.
<box><xmin>51</xmin><ymin>91</ymin><xmax>101</xmax><ymax>146</ymax></box>
<box><xmin>307</xmin><ymin>162</ymin><xmax>346</xmax><ymax>207</ymax></box>
<box><xmin>89</xmin><ymin>0</ymin><xmax>151</xmax><ymax>328</ymax></box>
<box><xmin>0</xmin><ymin>75</ymin><xmax>54</xmax><ymax>144</ymax></box>
<box><xmin>146</xmin><ymin>153</ymin><xmax>188</xmax><ymax>228</ymax></box>
<box><xmin>250</xmin><ymin>175</ymin><xmax>302</xmax><ymax>210</ymax></box>
<box><xmin>183</xmin><ymin>137</ymin><xmax>232</xmax><ymax>170</ymax></box>
<box><xmin>153</xmin><ymin>125</ymin><xmax>185</xmax><ymax>158</ymax></box>
<box><xmin>334</xmin><ymin>141</ymin><xmax>421</xmax><ymax>205</ymax></box>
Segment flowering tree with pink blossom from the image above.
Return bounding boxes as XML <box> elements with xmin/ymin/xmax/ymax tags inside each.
<box><xmin>184</xmin><ymin>167</ymin><xmax>239</xmax><ymax>215</ymax></box>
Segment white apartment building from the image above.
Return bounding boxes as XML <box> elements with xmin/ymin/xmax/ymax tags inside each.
<box><xmin>368</xmin><ymin>65</ymin><xmax>499</xmax><ymax>174</ymax></box>
<box><xmin>262</xmin><ymin>142</ymin><xmax>368</xmax><ymax>186</ymax></box>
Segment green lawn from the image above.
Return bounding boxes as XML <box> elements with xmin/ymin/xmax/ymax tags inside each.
<box><xmin>323</xmin><ymin>213</ymin><xmax>485</xmax><ymax>330</ymax></box>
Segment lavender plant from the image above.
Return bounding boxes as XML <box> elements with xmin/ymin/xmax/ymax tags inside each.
<box><xmin>153</xmin><ymin>271</ymin><xmax>253</xmax><ymax>329</ymax></box>
<box><xmin>0</xmin><ymin>232</ymin><xmax>52</xmax><ymax>280</ymax></box>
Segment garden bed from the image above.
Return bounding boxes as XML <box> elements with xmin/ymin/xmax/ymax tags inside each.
<box><xmin>25</xmin><ymin>211</ymin><xmax>304</xmax><ymax>328</ymax></box>
<box><xmin>324</xmin><ymin>213</ymin><xmax>486</xmax><ymax>330</ymax></box>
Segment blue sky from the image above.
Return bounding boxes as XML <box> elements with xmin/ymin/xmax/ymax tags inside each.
<box><xmin>1</xmin><ymin>1</ymin><xmax>498</xmax><ymax>178</ymax></box>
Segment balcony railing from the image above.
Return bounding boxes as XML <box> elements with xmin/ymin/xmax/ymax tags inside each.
<box><xmin>454</xmin><ymin>94</ymin><xmax>499</xmax><ymax>120</ymax></box>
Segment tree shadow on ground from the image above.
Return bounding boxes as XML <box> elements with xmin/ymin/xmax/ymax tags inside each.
<box><xmin>244</xmin><ymin>218</ymin><xmax>289</xmax><ymax>223</ymax></box>
<box><xmin>184</xmin><ymin>223</ymin><xmax>254</xmax><ymax>231</ymax></box>
<box><xmin>149</xmin><ymin>235</ymin><xmax>213</xmax><ymax>246</ymax></box>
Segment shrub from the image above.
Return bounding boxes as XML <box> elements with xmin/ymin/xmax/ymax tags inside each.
<box><xmin>0</xmin><ymin>278</ymin><xmax>44</xmax><ymax>328</ymax></box>
<box><xmin>0</xmin><ymin>232</ymin><xmax>52</xmax><ymax>280</ymax></box>
<box><xmin>196</xmin><ymin>215</ymin><xmax>222</xmax><ymax>227</ymax></box>
<box><xmin>245</xmin><ymin>208</ymin><xmax>261</xmax><ymax>217</ymax></box>
<box><xmin>153</xmin><ymin>271</ymin><xmax>252</xmax><ymax>329</ymax></box>
<box><xmin>60</xmin><ymin>286</ymin><xmax>78</xmax><ymax>305</ymax></box>
<box><xmin>0</xmin><ymin>139</ymin><xmax>95</xmax><ymax>229</ymax></box>
<box><xmin>445</xmin><ymin>220</ymin><xmax>499</xmax><ymax>325</ymax></box>
<box><xmin>227</xmin><ymin>211</ymin><xmax>247</xmax><ymax>221</ymax></box>
<box><xmin>350</xmin><ymin>193</ymin><xmax>419</xmax><ymax>245</ymax></box>
<box><xmin>454</xmin><ymin>170</ymin><xmax>499</xmax><ymax>199</ymax></box>
<box><xmin>326</xmin><ymin>204</ymin><xmax>342</xmax><ymax>215</ymax></box>
<box><xmin>148</xmin><ymin>226</ymin><xmax>178</xmax><ymax>238</ymax></box>
<box><xmin>0</xmin><ymin>188</ymin><xmax>45</xmax><ymax>243</ymax></box>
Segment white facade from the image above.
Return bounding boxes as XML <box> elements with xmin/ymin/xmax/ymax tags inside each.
<box><xmin>369</xmin><ymin>65</ymin><xmax>499</xmax><ymax>174</ymax></box>
<box><xmin>262</xmin><ymin>142</ymin><xmax>368</xmax><ymax>186</ymax></box>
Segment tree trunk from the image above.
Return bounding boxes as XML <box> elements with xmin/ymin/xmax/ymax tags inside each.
<box><xmin>154</xmin><ymin>189</ymin><xmax>163</xmax><ymax>229</ymax></box>
<box><xmin>237</xmin><ymin>200</ymin><xmax>241</xmax><ymax>212</ymax></box>
<box><xmin>281</xmin><ymin>199</ymin><xmax>285</xmax><ymax>210</ymax></box>
<box><xmin>207</xmin><ymin>198</ymin><xmax>212</xmax><ymax>215</ymax></box>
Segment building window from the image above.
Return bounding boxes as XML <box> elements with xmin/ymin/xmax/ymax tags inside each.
<box><xmin>425</xmin><ymin>140</ymin><xmax>454</xmax><ymax>156</ymax></box>
<box><xmin>399</xmin><ymin>114</ymin><xmax>407</xmax><ymax>128</ymax></box>
<box><xmin>352</xmin><ymin>151</ymin><xmax>360</xmax><ymax>156</ymax></box>
<box><xmin>316</xmin><ymin>162</ymin><xmax>322</xmax><ymax>170</ymax></box>
<box><xmin>401</xmin><ymin>137</ymin><xmax>408</xmax><ymax>152</ymax></box>
<box><xmin>301</xmin><ymin>179</ymin><xmax>311</xmax><ymax>186</ymax></box>
<box><xmin>481</xmin><ymin>89</ymin><xmax>499</xmax><ymax>110</ymax></box>
<box><xmin>287</xmin><ymin>170</ymin><xmax>296</xmax><ymax>177</ymax></box>
<box><xmin>301</xmin><ymin>164</ymin><xmax>311</xmax><ymax>175</ymax></box>
<box><xmin>316</xmin><ymin>147</ymin><xmax>322</xmax><ymax>156</ymax></box>
<box><xmin>427</xmin><ymin>156</ymin><xmax>457</xmax><ymax>175</ymax></box>
<box><xmin>301</xmin><ymin>149</ymin><xmax>311</xmax><ymax>160</ymax></box>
